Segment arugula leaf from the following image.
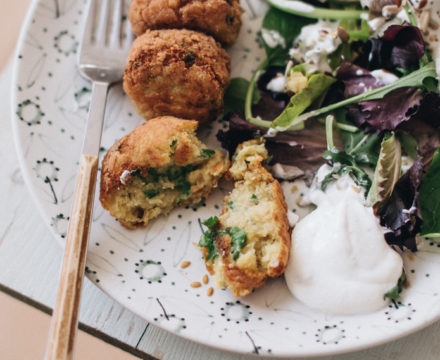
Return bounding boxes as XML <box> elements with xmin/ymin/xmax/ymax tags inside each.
<box><xmin>320</xmin><ymin>115</ymin><xmax>372</xmax><ymax>193</ymax></box>
<box><xmin>368</xmin><ymin>133</ymin><xmax>402</xmax><ymax>213</ymax></box>
<box><xmin>384</xmin><ymin>271</ymin><xmax>406</xmax><ymax>303</ymax></box>
<box><xmin>321</xmin><ymin>148</ymin><xmax>372</xmax><ymax>193</ymax></box>
<box><xmin>228</xmin><ymin>227</ymin><xmax>247</xmax><ymax>260</ymax></box>
<box><xmin>341</xmin><ymin>126</ymin><xmax>380</xmax><ymax>166</ymax></box>
<box><xmin>273</xmin><ymin>62</ymin><xmax>437</xmax><ymax>131</ymax></box>
<box><xmin>419</xmin><ymin>148</ymin><xmax>440</xmax><ymax>237</ymax></box>
<box><xmin>264</xmin><ymin>0</ymin><xmax>365</xmax><ymax>20</ymax></box>
<box><xmin>272</xmin><ymin>73</ymin><xmax>336</xmax><ymax>129</ymax></box>
<box><xmin>224</xmin><ymin>78</ymin><xmax>260</xmax><ymax>114</ymax></box>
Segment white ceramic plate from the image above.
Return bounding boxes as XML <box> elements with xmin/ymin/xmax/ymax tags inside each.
<box><xmin>12</xmin><ymin>0</ymin><xmax>440</xmax><ymax>357</ymax></box>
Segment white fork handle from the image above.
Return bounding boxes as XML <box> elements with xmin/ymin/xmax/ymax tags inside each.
<box><xmin>45</xmin><ymin>82</ymin><xmax>108</xmax><ymax>360</ymax></box>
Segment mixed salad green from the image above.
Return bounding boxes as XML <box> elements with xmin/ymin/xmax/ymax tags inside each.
<box><xmin>219</xmin><ymin>0</ymin><xmax>440</xmax><ymax>258</ymax></box>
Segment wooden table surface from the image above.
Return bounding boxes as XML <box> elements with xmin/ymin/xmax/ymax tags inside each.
<box><xmin>2</xmin><ymin>1</ymin><xmax>440</xmax><ymax>359</ymax></box>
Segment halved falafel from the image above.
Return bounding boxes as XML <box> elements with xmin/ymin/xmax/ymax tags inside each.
<box><xmin>100</xmin><ymin>116</ymin><xmax>229</xmax><ymax>228</ymax></box>
<box><xmin>199</xmin><ymin>139</ymin><xmax>291</xmax><ymax>296</ymax></box>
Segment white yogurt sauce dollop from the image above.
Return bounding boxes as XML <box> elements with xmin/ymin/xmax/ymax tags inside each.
<box><xmin>284</xmin><ymin>167</ymin><xmax>403</xmax><ymax>315</ymax></box>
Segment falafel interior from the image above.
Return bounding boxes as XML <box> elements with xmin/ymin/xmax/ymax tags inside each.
<box><xmin>100</xmin><ymin>116</ymin><xmax>229</xmax><ymax>229</ymax></box>
<box><xmin>199</xmin><ymin>139</ymin><xmax>291</xmax><ymax>296</ymax></box>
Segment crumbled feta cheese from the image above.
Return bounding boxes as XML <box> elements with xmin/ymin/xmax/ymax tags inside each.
<box><xmin>266</xmin><ymin>75</ymin><xmax>286</xmax><ymax>93</ymax></box>
<box><xmin>371</xmin><ymin>69</ymin><xmax>398</xmax><ymax>85</ymax></box>
<box><xmin>289</xmin><ymin>20</ymin><xmax>341</xmax><ymax>73</ymax></box>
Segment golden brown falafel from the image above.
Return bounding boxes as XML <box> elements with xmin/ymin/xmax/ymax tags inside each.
<box><xmin>100</xmin><ymin>116</ymin><xmax>229</xmax><ymax>229</ymax></box>
<box><xmin>199</xmin><ymin>139</ymin><xmax>291</xmax><ymax>296</ymax></box>
<box><xmin>123</xmin><ymin>29</ymin><xmax>231</xmax><ymax>125</ymax></box>
<box><xmin>129</xmin><ymin>0</ymin><xmax>243</xmax><ymax>46</ymax></box>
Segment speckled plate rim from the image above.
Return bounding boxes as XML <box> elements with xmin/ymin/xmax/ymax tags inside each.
<box><xmin>10</xmin><ymin>0</ymin><xmax>440</xmax><ymax>358</ymax></box>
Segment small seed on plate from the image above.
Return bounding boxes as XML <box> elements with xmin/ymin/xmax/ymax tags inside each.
<box><xmin>206</xmin><ymin>287</ymin><xmax>214</xmax><ymax>296</ymax></box>
<box><xmin>180</xmin><ymin>261</ymin><xmax>191</xmax><ymax>269</ymax></box>
<box><xmin>202</xmin><ymin>274</ymin><xmax>209</xmax><ymax>284</ymax></box>
<box><xmin>352</xmin><ymin>185</ymin><xmax>361</xmax><ymax>194</ymax></box>
<box><xmin>190</xmin><ymin>281</ymin><xmax>202</xmax><ymax>288</ymax></box>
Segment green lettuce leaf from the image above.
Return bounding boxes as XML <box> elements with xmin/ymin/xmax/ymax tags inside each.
<box><xmin>264</xmin><ymin>0</ymin><xmax>365</xmax><ymax>20</ymax></box>
<box><xmin>368</xmin><ymin>133</ymin><xmax>402</xmax><ymax>213</ymax></box>
<box><xmin>419</xmin><ymin>148</ymin><xmax>440</xmax><ymax>237</ymax></box>
<box><xmin>261</xmin><ymin>8</ymin><xmax>315</xmax><ymax>66</ymax></box>
<box><xmin>272</xmin><ymin>73</ymin><xmax>336</xmax><ymax>129</ymax></box>
<box><xmin>243</xmin><ymin>9</ymin><xmax>314</xmax><ymax>128</ymax></box>
<box><xmin>384</xmin><ymin>271</ymin><xmax>406</xmax><ymax>303</ymax></box>
<box><xmin>398</xmin><ymin>132</ymin><xmax>418</xmax><ymax>159</ymax></box>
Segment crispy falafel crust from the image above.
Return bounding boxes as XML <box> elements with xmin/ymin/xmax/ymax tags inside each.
<box><xmin>203</xmin><ymin>140</ymin><xmax>291</xmax><ymax>296</ymax></box>
<box><xmin>100</xmin><ymin>116</ymin><xmax>229</xmax><ymax>228</ymax></box>
<box><xmin>123</xmin><ymin>29</ymin><xmax>231</xmax><ymax>125</ymax></box>
<box><xmin>129</xmin><ymin>0</ymin><xmax>243</xmax><ymax>46</ymax></box>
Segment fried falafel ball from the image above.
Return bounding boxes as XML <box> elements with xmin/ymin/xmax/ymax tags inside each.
<box><xmin>129</xmin><ymin>0</ymin><xmax>243</xmax><ymax>46</ymax></box>
<box><xmin>199</xmin><ymin>139</ymin><xmax>291</xmax><ymax>296</ymax></box>
<box><xmin>123</xmin><ymin>29</ymin><xmax>231</xmax><ymax>125</ymax></box>
<box><xmin>100</xmin><ymin>116</ymin><xmax>229</xmax><ymax>229</ymax></box>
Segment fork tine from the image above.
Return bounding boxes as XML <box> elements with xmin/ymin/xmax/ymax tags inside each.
<box><xmin>80</xmin><ymin>0</ymin><xmax>96</xmax><ymax>45</ymax></box>
<box><xmin>109</xmin><ymin>0</ymin><xmax>123</xmax><ymax>47</ymax></box>
<box><xmin>123</xmin><ymin>7</ymin><xmax>134</xmax><ymax>49</ymax></box>
<box><xmin>95</xmin><ymin>0</ymin><xmax>110</xmax><ymax>45</ymax></box>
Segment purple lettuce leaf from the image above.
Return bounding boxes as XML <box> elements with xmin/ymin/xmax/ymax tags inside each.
<box><xmin>252</xmin><ymin>92</ymin><xmax>290</xmax><ymax>120</ymax></box>
<box><xmin>411</xmin><ymin>92</ymin><xmax>440</xmax><ymax>129</ymax></box>
<box><xmin>217</xmin><ymin>113</ymin><xmax>338</xmax><ymax>173</ymax></box>
<box><xmin>378</xmin><ymin>157</ymin><xmax>424</xmax><ymax>251</ymax></box>
<box><xmin>236</xmin><ymin>66</ymin><xmax>291</xmax><ymax>121</ymax></box>
<box><xmin>346</xmin><ymin>87</ymin><xmax>424</xmax><ymax>133</ymax></box>
<box><xmin>337</xmin><ymin>62</ymin><xmax>385</xmax><ymax>98</ymax></box>
<box><xmin>217</xmin><ymin>113</ymin><xmax>265</xmax><ymax>156</ymax></box>
<box><xmin>355</xmin><ymin>24</ymin><xmax>425</xmax><ymax>72</ymax></box>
